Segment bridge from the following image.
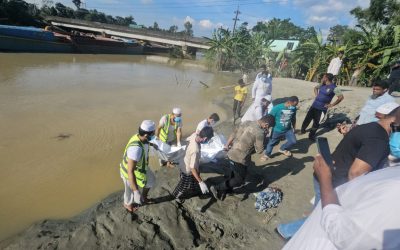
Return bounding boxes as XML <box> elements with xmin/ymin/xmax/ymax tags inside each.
<box><xmin>45</xmin><ymin>16</ymin><xmax>211</xmax><ymax>55</ymax></box>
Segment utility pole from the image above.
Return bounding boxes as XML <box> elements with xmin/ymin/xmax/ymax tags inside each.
<box><xmin>232</xmin><ymin>5</ymin><xmax>240</xmax><ymax>35</ymax></box>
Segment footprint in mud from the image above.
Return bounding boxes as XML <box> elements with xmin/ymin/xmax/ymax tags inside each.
<box><xmin>54</xmin><ymin>133</ymin><xmax>72</xmax><ymax>140</ymax></box>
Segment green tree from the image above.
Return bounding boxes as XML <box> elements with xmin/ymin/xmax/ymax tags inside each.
<box><xmin>168</xmin><ymin>25</ymin><xmax>178</xmax><ymax>33</ymax></box>
<box><xmin>72</xmin><ymin>0</ymin><xmax>80</xmax><ymax>9</ymax></box>
<box><xmin>153</xmin><ymin>21</ymin><xmax>159</xmax><ymax>30</ymax></box>
<box><xmin>184</xmin><ymin>21</ymin><xmax>193</xmax><ymax>37</ymax></box>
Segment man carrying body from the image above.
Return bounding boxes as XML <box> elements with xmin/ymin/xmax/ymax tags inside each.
<box><xmin>262</xmin><ymin>96</ymin><xmax>299</xmax><ymax>160</ymax></box>
<box><xmin>196</xmin><ymin>113</ymin><xmax>220</xmax><ymax>134</ymax></box>
<box><xmin>301</xmin><ymin>73</ymin><xmax>344</xmax><ymax>141</ymax></box>
<box><xmin>210</xmin><ymin>115</ymin><xmax>275</xmax><ymax>199</ymax></box>
<box><xmin>119</xmin><ymin>120</ymin><xmax>157</xmax><ymax>212</ymax></box>
<box><xmin>172</xmin><ymin>126</ymin><xmax>214</xmax><ymax>202</ymax></box>
<box><xmin>156</xmin><ymin>107</ymin><xmax>183</xmax><ymax>147</ymax></box>
<box><xmin>241</xmin><ymin>96</ymin><xmax>273</xmax><ymax>123</ymax></box>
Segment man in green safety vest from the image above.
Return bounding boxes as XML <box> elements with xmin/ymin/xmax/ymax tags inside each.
<box><xmin>155</xmin><ymin>107</ymin><xmax>183</xmax><ymax>166</ymax></box>
<box><xmin>156</xmin><ymin>107</ymin><xmax>183</xmax><ymax>146</ymax></box>
<box><xmin>120</xmin><ymin>120</ymin><xmax>157</xmax><ymax>212</ymax></box>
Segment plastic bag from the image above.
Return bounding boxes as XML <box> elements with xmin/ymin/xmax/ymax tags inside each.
<box><xmin>200</xmin><ymin>133</ymin><xmax>227</xmax><ymax>163</ymax></box>
<box><xmin>149</xmin><ymin>138</ymin><xmax>185</xmax><ymax>163</ymax></box>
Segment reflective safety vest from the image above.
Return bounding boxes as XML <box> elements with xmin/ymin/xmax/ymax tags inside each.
<box><xmin>159</xmin><ymin>114</ymin><xmax>178</xmax><ymax>143</ymax></box>
<box><xmin>119</xmin><ymin>134</ymin><xmax>149</xmax><ymax>188</ymax></box>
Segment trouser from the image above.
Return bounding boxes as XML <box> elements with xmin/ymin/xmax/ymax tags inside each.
<box><xmin>264</xmin><ymin>129</ymin><xmax>297</xmax><ymax>156</ymax></box>
<box><xmin>216</xmin><ymin>160</ymin><xmax>247</xmax><ymax>192</ymax></box>
<box><xmin>301</xmin><ymin>106</ymin><xmax>325</xmax><ymax>139</ymax></box>
<box><xmin>233</xmin><ymin>99</ymin><xmax>243</xmax><ymax>118</ymax></box>
<box><xmin>389</xmin><ymin>79</ymin><xmax>400</xmax><ymax>94</ymax></box>
<box><xmin>121</xmin><ymin>169</ymin><xmax>155</xmax><ymax>205</ymax></box>
<box><xmin>172</xmin><ymin>172</ymin><xmax>201</xmax><ymax>199</ymax></box>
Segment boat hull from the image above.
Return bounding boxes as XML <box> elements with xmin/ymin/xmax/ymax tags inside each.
<box><xmin>0</xmin><ymin>34</ymin><xmax>74</xmax><ymax>53</ymax></box>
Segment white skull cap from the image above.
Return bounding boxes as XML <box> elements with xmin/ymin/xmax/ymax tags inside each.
<box><xmin>172</xmin><ymin>107</ymin><xmax>182</xmax><ymax>115</ymax></box>
<box><xmin>376</xmin><ymin>102</ymin><xmax>400</xmax><ymax>115</ymax></box>
<box><xmin>140</xmin><ymin>120</ymin><xmax>155</xmax><ymax>132</ymax></box>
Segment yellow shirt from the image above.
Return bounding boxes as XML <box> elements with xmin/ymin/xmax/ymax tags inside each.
<box><xmin>234</xmin><ymin>85</ymin><xmax>248</xmax><ymax>101</ymax></box>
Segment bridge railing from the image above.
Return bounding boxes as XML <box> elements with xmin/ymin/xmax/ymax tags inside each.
<box><xmin>45</xmin><ymin>16</ymin><xmax>208</xmax><ymax>45</ymax></box>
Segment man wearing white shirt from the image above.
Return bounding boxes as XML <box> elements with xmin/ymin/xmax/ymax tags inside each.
<box><xmin>283</xmin><ymin>154</ymin><xmax>400</xmax><ymax>250</ymax></box>
<box><xmin>195</xmin><ymin>113</ymin><xmax>220</xmax><ymax>134</ymax></box>
<box><xmin>119</xmin><ymin>120</ymin><xmax>157</xmax><ymax>212</ymax></box>
<box><xmin>327</xmin><ymin>51</ymin><xmax>343</xmax><ymax>76</ymax></box>
<box><xmin>241</xmin><ymin>96</ymin><xmax>273</xmax><ymax>123</ymax></box>
<box><xmin>356</xmin><ymin>79</ymin><xmax>395</xmax><ymax>125</ymax></box>
<box><xmin>252</xmin><ymin>65</ymin><xmax>272</xmax><ymax>101</ymax></box>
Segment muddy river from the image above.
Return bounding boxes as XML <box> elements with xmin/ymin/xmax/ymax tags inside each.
<box><xmin>0</xmin><ymin>53</ymin><xmax>237</xmax><ymax>240</ymax></box>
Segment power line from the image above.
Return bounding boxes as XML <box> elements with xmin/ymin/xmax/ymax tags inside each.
<box><xmin>232</xmin><ymin>5</ymin><xmax>240</xmax><ymax>34</ymax></box>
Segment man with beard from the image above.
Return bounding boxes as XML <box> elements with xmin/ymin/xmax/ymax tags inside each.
<box><xmin>356</xmin><ymin>79</ymin><xmax>395</xmax><ymax>125</ymax></box>
<box><xmin>119</xmin><ymin>120</ymin><xmax>158</xmax><ymax>212</ymax></box>
<box><xmin>210</xmin><ymin>115</ymin><xmax>275</xmax><ymax>199</ymax></box>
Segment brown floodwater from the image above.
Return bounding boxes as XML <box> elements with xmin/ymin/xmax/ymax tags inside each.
<box><xmin>0</xmin><ymin>53</ymin><xmax>236</xmax><ymax>241</ymax></box>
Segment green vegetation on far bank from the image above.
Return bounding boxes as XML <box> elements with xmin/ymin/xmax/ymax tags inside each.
<box><xmin>205</xmin><ymin>0</ymin><xmax>400</xmax><ymax>87</ymax></box>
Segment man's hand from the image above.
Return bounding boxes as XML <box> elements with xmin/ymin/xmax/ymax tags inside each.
<box><xmin>324</xmin><ymin>103</ymin><xmax>333</xmax><ymax>108</ymax></box>
<box><xmin>199</xmin><ymin>181</ymin><xmax>209</xmax><ymax>194</ymax></box>
<box><xmin>313</xmin><ymin>154</ymin><xmax>332</xmax><ymax>183</ymax></box>
<box><xmin>133</xmin><ymin>190</ymin><xmax>142</xmax><ymax>205</ymax></box>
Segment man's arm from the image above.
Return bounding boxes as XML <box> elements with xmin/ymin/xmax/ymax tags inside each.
<box><xmin>313</xmin><ymin>155</ymin><xmax>339</xmax><ymax>208</ymax></box>
<box><xmin>241</xmin><ymin>93</ymin><xmax>247</xmax><ymax>106</ymax></box>
<box><xmin>348</xmin><ymin>158</ymin><xmax>372</xmax><ymax>180</ymax></box>
<box><xmin>254</xmin><ymin>132</ymin><xmax>265</xmax><ymax>154</ymax></box>
<box><xmin>176</xmin><ymin>127</ymin><xmax>182</xmax><ymax>146</ymax></box>
<box><xmin>326</xmin><ymin>94</ymin><xmax>344</xmax><ymax>108</ymax></box>
<box><xmin>251</xmin><ymin>81</ymin><xmax>257</xmax><ymax>99</ymax></box>
<box><xmin>127</xmin><ymin>159</ymin><xmax>139</xmax><ymax>191</ymax></box>
<box><xmin>155</xmin><ymin>125</ymin><xmax>162</xmax><ymax>138</ymax></box>
<box><xmin>191</xmin><ymin>168</ymin><xmax>202</xmax><ymax>183</ymax></box>
<box><xmin>314</xmin><ymin>86</ymin><xmax>319</xmax><ymax>97</ymax></box>
<box><xmin>314</xmin><ymin>155</ymin><xmax>378</xmax><ymax>249</ymax></box>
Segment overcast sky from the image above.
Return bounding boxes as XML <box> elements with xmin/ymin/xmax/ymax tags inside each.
<box><xmin>27</xmin><ymin>0</ymin><xmax>370</xmax><ymax>38</ymax></box>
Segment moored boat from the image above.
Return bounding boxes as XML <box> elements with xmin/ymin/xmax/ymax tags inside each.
<box><xmin>70</xmin><ymin>34</ymin><xmax>143</xmax><ymax>54</ymax></box>
<box><xmin>0</xmin><ymin>25</ymin><xmax>74</xmax><ymax>53</ymax></box>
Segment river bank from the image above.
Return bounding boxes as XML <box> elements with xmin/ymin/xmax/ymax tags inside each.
<box><xmin>0</xmin><ymin>77</ymin><xmax>384</xmax><ymax>249</ymax></box>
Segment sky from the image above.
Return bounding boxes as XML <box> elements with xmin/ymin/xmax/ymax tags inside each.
<box><xmin>27</xmin><ymin>0</ymin><xmax>371</xmax><ymax>38</ymax></box>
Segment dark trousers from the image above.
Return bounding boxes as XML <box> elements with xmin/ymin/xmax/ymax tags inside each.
<box><xmin>172</xmin><ymin>172</ymin><xmax>201</xmax><ymax>199</ymax></box>
<box><xmin>216</xmin><ymin>160</ymin><xmax>247</xmax><ymax>192</ymax></box>
<box><xmin>389</xmin><ymin>78</ymin><xmax>400</xmax><ymax>94</ymax></box>
<box><xmin>301</xmin><ymin>106</ymin><xmax>325</xmax><ymax>139</ymax></box>
<box><xmin>233</xmin><ymin>99</ymin><xmax>243</xmax><ymax>119</ymax></box>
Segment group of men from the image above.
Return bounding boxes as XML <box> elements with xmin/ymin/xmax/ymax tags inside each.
<box><xmin>117</xmin><ymin>59</ymin><xmax>400</xmax><ymax>249</ymax></box>
<box><xmin>119</xmin><ymin>109</ymin><xmax>220</xmax><ymax>211</ymax></box>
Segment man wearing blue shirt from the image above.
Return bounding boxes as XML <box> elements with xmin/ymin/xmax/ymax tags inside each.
<box><xmin>301</xmin><ymin>73</ymin><xmax>344</xmax><ymax>141</ymax></box>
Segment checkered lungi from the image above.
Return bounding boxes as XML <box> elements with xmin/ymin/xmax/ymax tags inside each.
<box><xmin>172</xmin><ymin>172</ymin><xmax>201</xmax><ymax>199</ymax></box>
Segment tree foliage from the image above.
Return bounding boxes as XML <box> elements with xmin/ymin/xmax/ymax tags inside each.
<box><xmin>0</xmin><ymin>0</ymin><xmax>136</xmax><ymax>27</ymax></box>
